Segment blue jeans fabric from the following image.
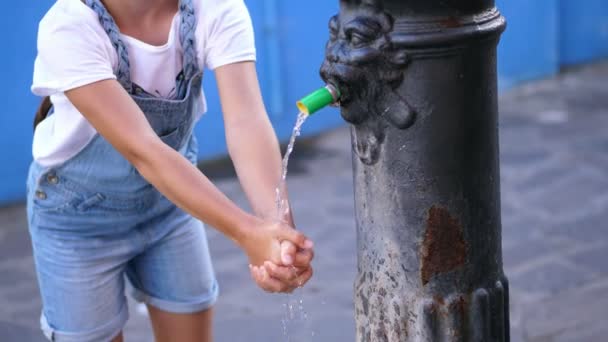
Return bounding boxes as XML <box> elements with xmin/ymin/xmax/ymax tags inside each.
<box><xmin>27</xmin><ymin>134</ymin><xmax>219</xmax><ymax>342</ymax></box>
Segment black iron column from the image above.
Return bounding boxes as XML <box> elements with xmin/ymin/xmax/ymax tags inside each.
<box><xmin>320</xmin><ymin>0</ymin><xmax>508</xmax><ymax>341</ymax></box>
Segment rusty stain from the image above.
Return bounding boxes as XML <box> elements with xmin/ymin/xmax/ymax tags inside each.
<box><xmin>433</xmin><ymin>295</ymin><xmax>445</xmax><ymax>306</ymax></box>
<box><xmin>449</xmin><ymin>296</ymin><xmax>468</xmax><ymax>338</ymax></box>
<box><xmin>440</xmin><ymin>16</ymin><xmax>461</xmax><ymax>28</ymax></box>
<box><xmin>420</xmin><ymin>206</ymin><xmax>468</xmax><ymax>285</ymax></box>
<box><xmin>450</xmin><ymin>295</ymin><xmax>468</xmax><ymax>322</ymax></box>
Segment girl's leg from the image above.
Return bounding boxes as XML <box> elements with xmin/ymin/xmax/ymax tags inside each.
<box><xmin>30</xmin><ymin>229</ymin><xmax>132</xmax><ymax>342</ymax></box>
<box><xmin>147</xmin><ymin>306</ymin><xmax>213</xmax><ymax>342</ymax></box>
<box><xmin>28</xmin><ymin>212</ymin><xmax>134</xmax><ymax>342</ymax></box>
<box><xmin>125</xmin><ymin>211</ymin><xmax>218</xmax><ymax>342</ymax></box>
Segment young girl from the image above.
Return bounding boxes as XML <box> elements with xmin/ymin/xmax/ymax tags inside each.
<box><xmin>28</xmin><ymin>0</ymin><xmax>315</xmax><ymax>341</ymax></box>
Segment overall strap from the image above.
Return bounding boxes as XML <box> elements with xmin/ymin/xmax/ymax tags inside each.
<box><xmin>179</xmin><ymin>0</ymin><xmax>200</xmax><ymax>82</ymax></box>
<box><xmin>84</xmin><ymin>0</ymin><xmax>133</xmax><ymax>93</ymax></box>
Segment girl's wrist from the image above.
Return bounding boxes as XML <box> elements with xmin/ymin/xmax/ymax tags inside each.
<box><xmin>229</xmin><ymin>210</ymin><xmax>263</xmax><ymax>247</ymax></box>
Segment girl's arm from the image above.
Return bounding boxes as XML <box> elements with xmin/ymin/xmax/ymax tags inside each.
<box><xmin>215</xmin><ymin>61</ymin><xmax>314</xmax><ymax>283</ymax></box>
<box><xmin>215</xmin><ymin>62</ymin><xmax>311</xmax><ymax>242</ymax></box>
<box><xmin>64</xmin><ymin>80</ymin><xmax>311</xmax><ymax>287</ymax></box>
<box><xmin>215</xmin><ymin>61</ymin><xmax>288</xmax><ymax>222</ymax></box>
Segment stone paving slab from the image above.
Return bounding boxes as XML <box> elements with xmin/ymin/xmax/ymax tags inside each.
<box><xmin>522</xmin><ymin>280</ymin><xmax>608</xmax><ymax>342</ymax></box>
<box><xmin>1</xmin><ymin>61</ymin><xmax>608</xmax><ymax>341</ymax></box>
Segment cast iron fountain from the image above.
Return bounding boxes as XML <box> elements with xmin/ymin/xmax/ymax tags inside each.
<box><xmin>305</xmin><ymin>0</ymin><xmax>509</xmax><ymax>340</ymax></box>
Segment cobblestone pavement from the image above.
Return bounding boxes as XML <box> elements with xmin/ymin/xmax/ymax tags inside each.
<box><xmin>1</xmin><ymin>61</ymin><xmax>607</xmax><ymax>341</ymax></box>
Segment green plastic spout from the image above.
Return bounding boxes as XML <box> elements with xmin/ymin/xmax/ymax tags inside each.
<box><xmin>296</xmin><ymin>84</ymin><xmax>341</xmax><ymax>115</ymax></box>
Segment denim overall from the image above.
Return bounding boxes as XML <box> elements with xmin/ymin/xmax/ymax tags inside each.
<box><xmin>26</xmin><ymin>1</ymin><xmax>218</xmax><ymax>340</ymax></box>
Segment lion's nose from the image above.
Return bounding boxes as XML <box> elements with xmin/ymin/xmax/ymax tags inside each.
<box><xmin>327</xmin><ymin>52</ymin><xmax>339</xmax><ymax>63</ymax></box>
<box><xmin>326</xmin><ymin>51</ymin><xmax>338</xmax><ymax>63</ymax></box>
<box><xmin>326</xmin><ymin>42</ymin><xmax>344</xmax><ymax>63</ymax></box>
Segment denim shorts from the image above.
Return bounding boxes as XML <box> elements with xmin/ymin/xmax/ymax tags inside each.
<box><xmin>26</xmin><ymin>135</ymin><xmax>219</xmax><ymax>342</ymax></box>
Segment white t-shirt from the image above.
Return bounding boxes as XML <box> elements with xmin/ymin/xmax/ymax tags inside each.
<box><xmin>31</xmin><ymin>0</ymin><xmax>256</xmax><ymax>167</ymax></box>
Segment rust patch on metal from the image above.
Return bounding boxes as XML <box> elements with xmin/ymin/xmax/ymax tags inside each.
<box><xmin>420</xmin><ymin>206</ymin><xmax>467</xmax><ymax>285</ymax></box>
<box><xmin>440</xmin><ymin>16</ymin><xmax>461</xmax><ymax>28</ymax></box>
<box><xmin>450</xmin><ymin>295</ymin><xmax>468</xmax><ymax>320</ymax></box>
<box><xmin>449</xmin><ymin>296</ymin><xmax>468</xmax><ymax>338</ymax></box>
<box><xmin>433</xmin><ymin>295</ymin><xmax>445</xmax><ymax>306</ymax></box>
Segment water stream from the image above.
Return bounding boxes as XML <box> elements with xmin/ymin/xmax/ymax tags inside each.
<box><xmin>275</xmin><ymin>111</ymin><xmax>308</xmax><ymax>220</ymax></box>
<box><xmin>276</xmin><ymin>111</ymin><xmax>314</xmax><ymax>342</ymax></box>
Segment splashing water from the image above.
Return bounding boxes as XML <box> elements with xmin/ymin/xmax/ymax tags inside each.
<box><xmin>276</xmin><ymin>111</ymin><xmax>315</xmax><ymax>341</ymax></box>
<box><xmin>281</xmin><ymin>295</ymin><xmax>313</xmax><ymax>342</ymax></box>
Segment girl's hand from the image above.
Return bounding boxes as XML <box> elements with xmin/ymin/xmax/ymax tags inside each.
<box><xmin>279</xmin><ymin>240</ymin><xmax>314</xmax><ymax>267</ymax></box>
<box><xmin>238</xmin><ymin>220</ymin><xmax>314</xmax><ymax>293</ymax></box>
<box><xmin>239</xmin><ymin>219</ymin><xmax>313</xmax><ymax>269</ymax></box>
<box><xmin>250</xmin><ymin>262</ymin><xmax>313</xmax><ymax>293</ymax></box>
<box><xmin>251</xmin><ymin>240</ymin><xmax>315</xmax><ymax>293</ymax></box>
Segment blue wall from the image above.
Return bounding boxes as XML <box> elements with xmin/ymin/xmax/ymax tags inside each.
<box><xmin>560</xmin><ymin>0</ymin><xmax>608</xmax><ymax>65</ymax></box>
<box><xmin>0</xmin><ymin>2</ymin><xmax>49</xmax><ymax>204</ymax></box>
<box><xmin>497</xmin><ymin>0</ymin><xmax>560</xmax><ymax>89</ymax></box>
<box><xmin>1</xmin><ymin>0</ymin><xmax>607</xmax><ymax>204</ymax></box>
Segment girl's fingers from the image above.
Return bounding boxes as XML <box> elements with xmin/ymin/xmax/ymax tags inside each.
<box><xmin>251</xmin><ymin>265</ymin><xmax>267</xmax><ymax>290</ymax></box>
<box><xmin>264</xmin><ymin>261</ymin><xmax>298</xmax><ymax>282</ymax></box>
<box><xmin>280</xmin><ymin>240</ymin><xmax>297</xmax><ymax>265</ymax></box>
<box><xmin>252</xmin><ymin>265</ymin><xmax>278</xmax><ymax>293</ymax></box>
<box><xmin>251</xmin><ymin>265</ymin><xmax>274</xmax><ymax>292</ymax></box>
<box><xmin>259</xmin><ymin>267</ymin><xmax>289</xmax><ymax>293</ymax></box>
<box><xmin>276</xmin><ymin>226</ymin><xmax>313</xmax><ymax>250</ymax></box>
<box><xmin>250</xmin><ymin>265</ymin><xmax>263</xmax><ymax>283</ymax></box>
<box><xmin>293</xmin><ymin>267</ymin><xmax>314</xmax><ymax>288</ymax></box>
<box><xmin>249</xmin><ymin>265</ymin><xmax>256</xmax><ymax>281</ymax></box>
<box><xmin>280</xmin><ymin>267</ymin><xmax>313</xmax><ymax>293</ymax></box>
<box><xmin>293</xmin><ymin>248</ymin><xmax>314</xmax><ymax>267</ymax></box>
<box><xmin>264</xmin><ymin>261</ymin><xmax>313</xmax><ymax>292</ymax></box>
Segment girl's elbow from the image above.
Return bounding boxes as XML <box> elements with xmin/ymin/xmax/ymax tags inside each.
<box><xmin>121</xmin><ymin>134</ymin><xmax>165</xmax><ymax>171</ymax></box>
